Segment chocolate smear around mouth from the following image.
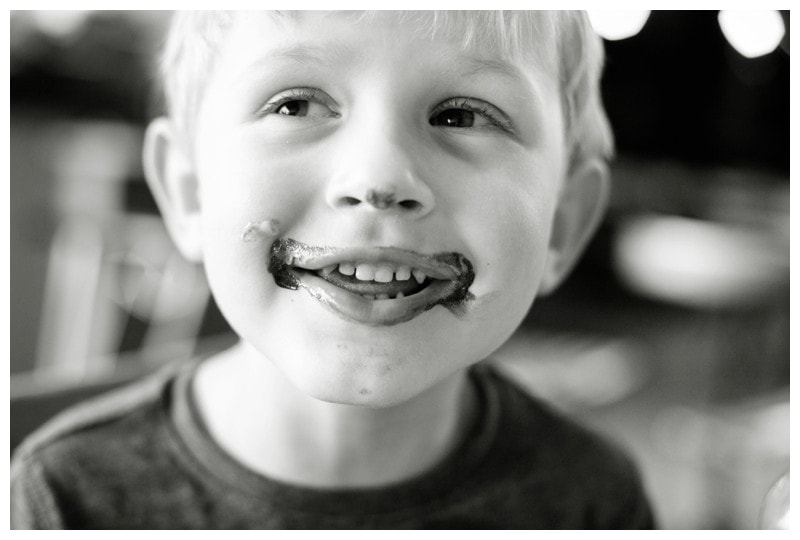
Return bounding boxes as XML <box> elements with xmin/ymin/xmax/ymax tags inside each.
<box><xmin>267</xmin><ymin>238</ymin><xmax>475</xmax><ymax>317</ymax></box>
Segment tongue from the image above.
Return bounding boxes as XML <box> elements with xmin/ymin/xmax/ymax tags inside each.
<box><xmin>313</xmin><ymin>269</ymin><xmax>427</xmax><ymax>296</ymax></box>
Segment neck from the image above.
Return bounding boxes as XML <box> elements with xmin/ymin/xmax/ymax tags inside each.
<box><xmin>194</xmin><ymin>341</ymin><xmax>477</xmax><ymax>488</ymax></box>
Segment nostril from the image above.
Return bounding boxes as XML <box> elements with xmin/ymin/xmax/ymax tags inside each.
<box><xmin>340</xmin><ymin>196</ymin><xmax>361</xmax><ymax>207</ymax></box>
<box><xmin>398</xmin><ymin>200</ymin><xmax>422</xmax><ymax>211</ymax></box>
<box><xmin>332</xmin><ymin>194</ymin><xmax>426</xmax><ymax>211</ymax></box>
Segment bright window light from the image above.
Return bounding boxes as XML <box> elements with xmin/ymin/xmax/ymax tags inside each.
<box><xmin>587</xmin><ymin>10</ymin><xmax>650</xmax><ymax>41</ymax></box>
<box><xmin>718</xmin><ymin>10</ymin><xmax>785</xmax><ymax>58</ymax></box>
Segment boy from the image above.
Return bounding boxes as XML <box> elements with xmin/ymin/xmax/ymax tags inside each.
<box><xmin>11</xmin><ymin>11</ymin><xmax>655</xmax><ymax>529</ymax></box>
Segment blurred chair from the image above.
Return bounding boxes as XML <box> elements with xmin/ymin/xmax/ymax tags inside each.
<box><xmin>11</xmin><ymin>120</ymin><xmax>217</xmax><ymax>452</ymax></box>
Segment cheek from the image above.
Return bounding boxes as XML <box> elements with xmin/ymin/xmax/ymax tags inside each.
<box><xmin>470</xmin><ymin>196</ymin><xmax>552</xmax><ymax>330</ymax></box>
<box><xmin>444</xmin><ymin>155</ymin><xmax>559</xmax><ymax>357</ymax></box>
<box><xmin>450</xmin><ymin>197</ymin><xmax>553</xmax><ymax>361</ymax></box>
<box><xmin>459</xmin><ymin>161</ymin><xmax>558</xmax><ymax>294</ymax></box>
<box><xmin>191</xmin><ymin>139</ymin><xmax>311</xmax><ymax>323</ymax></box>
<box><xmin>194</xmin><ymin>133</ymin><xmax>324</xmax><ymax>243</ymax></box>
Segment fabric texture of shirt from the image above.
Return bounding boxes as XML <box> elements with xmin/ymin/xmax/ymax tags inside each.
<box><xmin>11</xmin><ymin>358</ymin><xmax>656</xmax><ymax>529</ymax></box>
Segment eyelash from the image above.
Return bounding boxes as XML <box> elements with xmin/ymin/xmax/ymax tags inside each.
<box><xmin>256</xmin><ymin>88</ymin><xmax>514</xmax><ymax>133</ymax></box>
<box><xmin>431</xmin><ymin>97</ymin><xmax>516</xmax><ymax>133</ymax></box>
<box><xmin>256</xmin><ymin>87</ymin><xmax>337</xmax><ymax>118</ymax></box>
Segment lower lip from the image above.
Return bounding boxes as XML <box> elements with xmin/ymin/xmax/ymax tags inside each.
<box><xmin>294</xmin><ymin>272</ymin><xmax>470</xmax><ymax>326</ymax></box>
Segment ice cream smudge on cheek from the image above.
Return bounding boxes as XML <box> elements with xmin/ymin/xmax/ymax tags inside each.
<box><xmin>241</xmin><ymin>219</ymin><xmax>281</xmax><ymax>242</ymax></box>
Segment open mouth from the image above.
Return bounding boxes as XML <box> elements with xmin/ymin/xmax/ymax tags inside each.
<box><xmin>268</xmin><ymin>238</ymin><xmax>475</xmax><ymax>326</ymax></box>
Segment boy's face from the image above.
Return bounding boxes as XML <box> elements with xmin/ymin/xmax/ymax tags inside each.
<box><xmin>180</xmin><ymin>12</ymin><xmax>571</xmax><ymax>406</ymax></box>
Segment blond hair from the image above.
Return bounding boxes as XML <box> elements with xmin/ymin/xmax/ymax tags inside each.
<box><xmin>159</xmin><ymin>11</ymin><xmax>613</xmax><ymax>174</ymax></box>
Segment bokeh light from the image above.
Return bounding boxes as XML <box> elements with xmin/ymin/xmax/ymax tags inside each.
<box><xmin>588</xmin><ymin>10</ymin><xmax>650</xmax><ymax>41</ymax></box>
<box><xmin>718</xmin><ymin>10</ymin><xmax>785</xmax><ymax>58</ymax></box>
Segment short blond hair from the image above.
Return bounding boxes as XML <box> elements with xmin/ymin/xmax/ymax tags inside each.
<box><xmin>159</xmin><ymin>11</ymin><xmax>613</xmax><ymax>174</ymax></box>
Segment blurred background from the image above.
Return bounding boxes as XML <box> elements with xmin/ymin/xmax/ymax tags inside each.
<box><xmin>9</xmin><ymin>10</ymin><xmax>789</xmax><ymax>529</ymax></box>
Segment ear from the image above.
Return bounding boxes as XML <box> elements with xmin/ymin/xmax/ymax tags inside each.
<box><xmin>142</xmin><ymin>118</ymin><xmax>203</xmax><ymax>262</ymax></box>
<box><xmin>540</xmin><ymin>158</ymin><xmax>610</xmax><ymax>296</ymax></box>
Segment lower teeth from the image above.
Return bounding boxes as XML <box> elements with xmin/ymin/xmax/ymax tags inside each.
<box><xmin>361</xmin><ymin>292</ymin><xmax>406</xmax><ymax>301</ymax></box>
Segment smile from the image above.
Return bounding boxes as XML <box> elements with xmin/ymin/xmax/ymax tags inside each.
<box><xmin>268</xmin><ymin>238</ymin><xmax>475</xmax><ymax>326</ymax></box>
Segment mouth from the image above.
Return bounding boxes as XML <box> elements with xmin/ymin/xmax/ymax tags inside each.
<box><xmin>268</xmin><ymin>238</ymin><xmax>475</xmax><ymax>326</ymax></box>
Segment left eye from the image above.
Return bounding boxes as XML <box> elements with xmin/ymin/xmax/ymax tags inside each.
<box><xmin>430</xmin><ymin>108</ymin><xmax>480</xmax><ymax>128</ymax></box>
<box><xmin>429</xmin><ymin>98</ymin><xmax>513</xmax><ymax>132</ymax></box>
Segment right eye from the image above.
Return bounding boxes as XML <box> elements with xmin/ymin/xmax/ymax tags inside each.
<box><xmin>258</xmin><ymin>87</ymin><xmax>340</xmax><ymax>120</ymax></box>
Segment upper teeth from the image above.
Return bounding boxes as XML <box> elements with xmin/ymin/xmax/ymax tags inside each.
<box><xmin>326</xmin><ymin>262</ymin><xmax>426</xmax><ymax>283</ymax></box>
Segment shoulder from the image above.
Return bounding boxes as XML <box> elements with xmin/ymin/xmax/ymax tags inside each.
<box><xmin>478</xmin><ymin>362</ymin><xmax>628</xmax><ymax>459</ymax></box>
<box><xmin>11</xmin><ymin>361</ymin><xmax>190</xmax><ymax>528</ymax></box>
<box><xmin>476</xmin><ymin>363</ymin><xmax>656</xmax><ymax>528</ymax></box>
<box><xmin>13</xmin><ymin>361</ymin><xmax>183</xmax><ymax>462</ymax></box>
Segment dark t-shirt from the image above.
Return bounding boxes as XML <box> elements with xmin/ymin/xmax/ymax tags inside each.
<box><xmin>11</xmin><ymin>359</ymin><xmax>656</xmax><ymax>529</ymax></box>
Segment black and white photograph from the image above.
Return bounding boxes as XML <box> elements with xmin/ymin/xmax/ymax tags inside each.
<box><xmin>9</xmin><ymin>9</ymin><xmax>789</xmax><ymax>530</ymax></box>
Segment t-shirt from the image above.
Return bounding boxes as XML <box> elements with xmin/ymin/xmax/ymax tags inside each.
<box><xmin>11</xmin><ymin>358</ymin><xmax>656</xmax><ymax>529</ymax></box>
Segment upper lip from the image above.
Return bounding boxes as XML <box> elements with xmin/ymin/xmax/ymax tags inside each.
<box><xmin>273</xmin><ymin>239</ymin><xmax>471</xmax><ymax>281</ymax></box>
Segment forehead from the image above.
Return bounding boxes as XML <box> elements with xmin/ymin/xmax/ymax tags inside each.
<box><xmin>216</xmin><ymin>11</ymin><xmax>559</xmax><ymax>80</ymax></box>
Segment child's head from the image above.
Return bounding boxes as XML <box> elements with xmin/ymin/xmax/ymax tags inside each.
<box><xmin>143</xmin><ymin>11</ymin><xmax>612</xmax><ymax>407</ymax></box>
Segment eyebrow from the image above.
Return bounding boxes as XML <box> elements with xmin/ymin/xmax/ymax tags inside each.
<box><xmin>248</xmin><ymin>43</ymin><xmax>351</xmax><ymax>70</ymax></box>
<box><xmin>250</xmin><ymin>43</ymin><xmax>525</xmax><ymax>79</ymax></box>
<box><xmin>452</xmin><ymin>54</ymin><xmax>543</xmax><ymax>112</ymax></box>
<box><xmin>271</xmin><ymin>45</ymin><xmax>328</xmax><ymax>66</ymax></box>
<box><xmin>237</xmin><ymin>42</ymin><xmax>540</xmax><ymax>110</ymax></box>
<box><xmin>459</xmin><ymin>57</ymin><xmax>527</xmax><ymax>81</ymax></box>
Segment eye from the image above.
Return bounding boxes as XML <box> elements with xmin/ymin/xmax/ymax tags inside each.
<box><xmin>258</xmin><ymin>87</ymin><xmax>339</xmax><ymax>120</ymax></box>
<box><xmin>429</xmin><ymin>97</ymin><xmax>514</xmax><ymax>133</ymax></box>
<box><xmin>275</xmin><ymin>100</ymin><xmax>311</xmax><ymax>117</ymax></box>
<box><xmin>430</xmin><ymin>109</ymin><xmax>479</xmax><ymax>128</ymax></box>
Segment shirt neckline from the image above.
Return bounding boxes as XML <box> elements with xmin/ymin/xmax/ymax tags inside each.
<box><xmin>167</xmin><ymin>358</ymin><xmax>502</xmax><ymax>516</ymax></box>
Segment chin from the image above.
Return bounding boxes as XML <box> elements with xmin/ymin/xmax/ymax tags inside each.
<box><xmin>311</xmin><ymin>388</ymin><xmax>408</xmax><ymax>409</ymax></box>
<box><xmin>284</xmin><ymin>346</ymin><xmax>446</xmax><ymax>409</ymax></box>
<box><xmin>294</xmin><ymin>373</ymin><xmax>422</xmax><ymax>409</ymax></box>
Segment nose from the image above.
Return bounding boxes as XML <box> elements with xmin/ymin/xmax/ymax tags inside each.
<box><xmin>325</xmin><ymin>119</ymin><xmax>435</xmax><ymax>219</ymax></box>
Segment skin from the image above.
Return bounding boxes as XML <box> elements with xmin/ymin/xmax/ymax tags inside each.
<box><xmin>144</xmin><ymin>11</ymin><xmax>608</xmax><ymax>488</ymax></box>
<box><xmin>365</xmin><ymin>189</ymin><xmax>396</xmax><ymax>209</ymax></box>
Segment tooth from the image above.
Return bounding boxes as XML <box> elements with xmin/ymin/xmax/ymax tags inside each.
<box><xmin>376</xmin><ymin>293</ymin><xmax>390</xmax><ymax>300</ymax></box>
<box><xmin>412</xmin><ymin>269</ymin><xmax>427</xmax><ymax>284</ymax></box>
<box><xmin>286</xmin><ymin>255</ymin><xmax>295</xmax><ymax>265</ymax></box>
<box><xmin>362</xmin><ymin>294</ymin><xmax>375</xmax><ymax>300</ymax></box>
<box><xmin>321</xmin><ymin>264</ymin><xmax>336</xmax><ymax>276</ymax></box>
<box><xmin>395</xmin><ymin>266</ymin><xmax>411</xmax><ymax>281</ymax></box>
<box><xmin>395</xmin><ymin>291</ymin><xmax>405</xmax><ymax>299</ymax></box>
<box><xmin>374</xmin><ymin>265</ymin><xmax>394</xmax><ymax>283</ymax></box>
<box><xmin>339</xmin><ymin>263</ymin><xmax>355</xmax><ymax>276</ymax></box>
<box><xmin>355</xmin><ymin>263</ymin><xmax>376</xmax><ymax>281</ymax></box>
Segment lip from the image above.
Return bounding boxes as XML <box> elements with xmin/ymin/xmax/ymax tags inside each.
<box><xmin>268</xmin><ymin>238</ymin><xmax>475</xmax><ymax>326</ymax></box>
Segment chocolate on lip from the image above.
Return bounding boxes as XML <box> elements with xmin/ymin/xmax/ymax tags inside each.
<box><xmin>268</xmin><ymin>238</ymin><xmax>475</xmax><ymax>326</ymax></box>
